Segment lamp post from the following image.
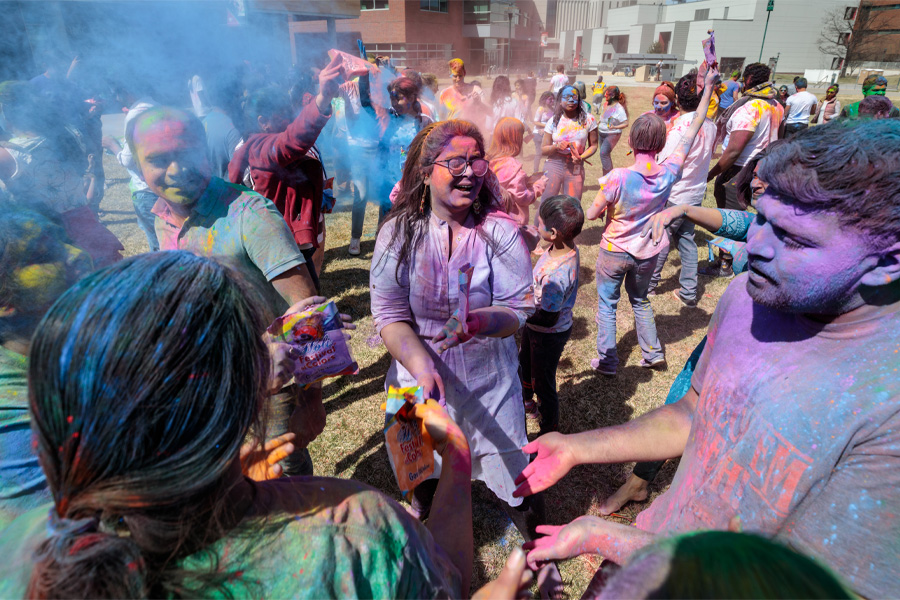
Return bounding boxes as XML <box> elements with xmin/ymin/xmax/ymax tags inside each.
<box><xmin>508</xmin><ymin>10</ymin><xmax>513</xmax><ymax>76</ymax></box>
<box><xmin>759</xmin><ymin>0</ymin><xmax>774</xmax><ymax>62</ymax></box>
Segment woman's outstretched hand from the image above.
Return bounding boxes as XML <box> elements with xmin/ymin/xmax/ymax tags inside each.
<box><xmin>640</xmin><ymin>205</ymin><xmax>683</xmax><ymax>245</ymax></box>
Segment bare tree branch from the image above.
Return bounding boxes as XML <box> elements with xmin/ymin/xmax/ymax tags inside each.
<box><xmin>817</xmin><ymin>5</ymin><xmax>883</xmax><ymax>76</ymax></box>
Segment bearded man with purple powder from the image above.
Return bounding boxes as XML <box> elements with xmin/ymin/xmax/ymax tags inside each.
<box><xmin>513</xmin><ymin>119</ymin><xmax>900</xmax><ymax>599</ymax></box>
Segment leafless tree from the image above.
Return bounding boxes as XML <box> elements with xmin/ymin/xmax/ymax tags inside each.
<box><xmin>818</xmin><ymin>5</ymin><xmax>882</xmax><ymax>77</ymax></box>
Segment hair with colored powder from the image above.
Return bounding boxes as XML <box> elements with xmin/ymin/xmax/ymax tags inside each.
<box><xmin>487</xmin><ymin>117</ymin><xmax>525</xmax><ymax>160</ymax></box>
<box><xmin>758</xmin><ymin>120</ymin><xmax>900</xmax><ymax>246</ymax></box>
<box><xmin>379</xmin><ymin>120</ymin><xmax>500</xmax><ymax>282</ymax></box>
<box><xmin>448</xmin><ymin>58</ymin><xmax>466</xmax><ymax>77</ymax></box>
<box><xmin>540</xmin><ymin>194</ymin><xmax>584</xmax><ymax>240</ymax></box>
<box><xmin>653</xmin><ymin>81</ymin><xmax>677</xmax><ymax>108</ymax></box>
<box><xmin>598</xmin><ymin>531</ymin><xmax>853</xmax><ymax>599</ymax></box>
<box><xmin>0</xmin><ymin>200</ymin><xmax>92</xmax><ymax>344</ymax></box>
<box><xmin>862</xmin><ymin>74</ymin><xmax>888</xmax><ymax>96</ymax></box>
<box><xmin>741</xmin><ymin>62</ymin><xmax>771</xmax><ymax>90</ymax></box>
<box><xmin>389</xmin><ymin>76</ymin><xmax>420</xmax><ymax>101</ymax></box>
<box><xmin>26</xmin><ymin>251</ymin><xmax>271</xmax><ymax>598</ymax></box>
<box><xmin>126</xmin><ymin>106</ymin><xmax>207</xmax><ymax>158</ymax></box>
<box><xmin>674</xmin><ymin>72</ymin><xmax>701</xmax><ymax>112</ymax></box>
<box><xmin>628</xmin><ymin>113</ymin><xmax>667</xmax><ymax>155</ymax></box>
<box><xmin>827</xmin><ymin>83</ymin><xmax>840</xmax><ymax>94</ymax></box>
<box><xmin>859</xmin><ymin>95</ymin><xmax>894</xmax><ymax>119</ymax></box>
<box><xmin>795</xmin><ymin>77</ymin><xmax>808</xmax><ymax>89</ymax></box>
<box><xmin>400</xmin><ymin>69</ymin><xmax>424</xmax><ymax>93</ymax></box>
<box><xmin>421</xmin><ymin>72</ymin><xmax>439</xmax><ymax>92</ymax></box>
<box><xmin>551</xmin><ymin>85</ymin><xmax>588</xmax><ymax>128</ymax></box>
<box><xmin>491</xmin><ymin>75</ymin><xmax>513</xmax><ymax>106</ymax></box>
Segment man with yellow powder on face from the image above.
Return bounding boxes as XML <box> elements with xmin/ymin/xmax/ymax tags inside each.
<box><xmin>128</xmin><ymin>59</ymin><xmax>343</xmax><ymax>475</ymax></box>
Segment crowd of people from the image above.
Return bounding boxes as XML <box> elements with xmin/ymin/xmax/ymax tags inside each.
<box><xmin>0</xmin><ymin>45</ymin><xmax>898</xmax><ymax>599</ymax></box>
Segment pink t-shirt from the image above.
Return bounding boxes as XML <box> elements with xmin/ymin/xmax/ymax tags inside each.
<box><xmin>595</xmin><ymin>153</ymin><xmax>687</xmax><ymax>259</ymax></box>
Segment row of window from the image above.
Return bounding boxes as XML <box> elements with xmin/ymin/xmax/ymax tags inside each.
<box><xmin>361</xmin><ymin>0</ymin><xmax>448</xmax><ymax>13</ymax></box>
<box><xmin>365</xmin><ymin>42</ymin><xmax>453</xmax><ymax>62</ymax></box>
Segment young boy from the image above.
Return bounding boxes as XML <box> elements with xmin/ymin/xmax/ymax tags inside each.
<box><xmin>520</xmin><ymin>194</ymin><xmax>584</xmax><ymax>434</ymax></box>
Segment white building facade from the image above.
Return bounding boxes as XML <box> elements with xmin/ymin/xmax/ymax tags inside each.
<box><xmin>556</xmin><ymin>0</ymin><xmax>857</xmax><ymax>77</ymax></box>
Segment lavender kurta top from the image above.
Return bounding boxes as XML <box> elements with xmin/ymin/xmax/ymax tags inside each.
<box><xmin>371</xmin><ymin>211</ymin><xmax>535</xmax><ymax>505</ymax></box>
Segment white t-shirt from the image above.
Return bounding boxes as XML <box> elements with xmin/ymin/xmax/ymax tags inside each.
<box><xmin>544</xmin><ymin>113</ymin><xmax>598</xmax><ymax>155</ymax></box>
<box><xmin>596</xmin><ymin>103</ymin><xmax>627</xmax><ymax>134</ymax></box>
<box><xmin>550</xmin><ymin>73</ymin><xmax>569</xmax><ymax>94</ymax></box>
<box><xmin>658</xmin><ymin>112</ymin><xmax>717</xmax><ymax>206</ymax></box>
<box><xmin>725</xmin><ymin>97</ymin><xmax>784</xmax><ymax>167</ymax></box>
<box><xmin>785</xmin><ymin>90</ymin><xmax>818</xmax><ymax>125</ymax></box>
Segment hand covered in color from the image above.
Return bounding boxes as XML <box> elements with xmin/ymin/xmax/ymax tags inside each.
<box><xmin>514</xmin><ymin>432</ymin><xmax>577</xmax><ymax>497</ymax></box>
<box><xmin>640</xmin><ymin>204</ymin><xmax>683</xmax><ymax>245</ymax></box>
<box><xmin>431</xmin><ymin>312</ymin><xmax>478</xmax><ymax>353</ymax></box>
<box><xmin>531</xmin><ymin>175</ymin><xmax>548</xmax><ymax>197</ymax></box>
<box><xmin>409</xmin><ymin>398</ymin><xmax>469</xmax><ymax>457</ymax></box>
<box><xmin>523</xmin><ymin>516</ymin><xmax>604</xmax><ymax>569</ymax></box>
<box><xmin>317</xmin><ymin>54</ymin><xmax>345</xmax><ymax>109</ymax></box>
<box><xmin>473</xmin><ymin>547</ymin><xmax>533</xmax><ymax>600</ymax></box>
<box><xmin>240</xmin><ymin>433</ymin><xmax>296</xmax><ymax>481</ymax></box>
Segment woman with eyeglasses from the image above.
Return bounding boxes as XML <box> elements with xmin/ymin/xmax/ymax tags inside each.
<box><xmin>371</xmin><ymin>119</ymin><xmax>564</xmax><ymax>597</ymax></box>
<box><xmin>541</xmin><ymin>85</ymin><xmax>599</xmax><ymax>202</ymax></box>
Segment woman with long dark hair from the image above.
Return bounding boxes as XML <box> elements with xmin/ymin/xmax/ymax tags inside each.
<box><xmin>0</xmin><ymin>251</ymin><xmax>474</xmax><ymax>598</ymax></box>
<box><xmin>371</xmin><ymin>119</ymin><xmax>563</xmax><ymax>596</ymax></box>
<box><xmin>540</xmin><ymin>84</ymin><xmax>599</xmax><ymax>201</ymax></box>
<box><xmin>596</xmin><ymin>85</ymin><xmax>629</xmax><ymax>175</ymax></box>
<box><xmin>489</xmin><ymin>75</ymin><xmax>525</xmax><ymax>133</ymax></box>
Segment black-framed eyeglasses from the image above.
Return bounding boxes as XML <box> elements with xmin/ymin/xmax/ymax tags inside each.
<box><xmin>431</xmin><ymin>157</ymin><xmax>489</xmax><ymax>177</ymax></box>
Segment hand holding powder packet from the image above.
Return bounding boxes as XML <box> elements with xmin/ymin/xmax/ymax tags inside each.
<box><xmin>266</xmin><ymin>300</ymin><xmax>358</xmax><ymax>387</ymax></box>
<box><xmin>383</xmin><ymin>386</ymin><xmax>435</xmax><ymax>497</ymax></box>
<box><xmin>455</xmin><ymin>262</ymin><xmax>475</xmax><ymax>334</ymax></box>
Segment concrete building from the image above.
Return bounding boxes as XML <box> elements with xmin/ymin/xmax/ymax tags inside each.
<box><xmin>556</xmin><ymin>0</ymin><xmax>863</xmax><ymax>77</ymax></box>
<box><xmin>294</xmin><ymin>0</ymin><xmax>553</xmax><ymax>76</ymax></box>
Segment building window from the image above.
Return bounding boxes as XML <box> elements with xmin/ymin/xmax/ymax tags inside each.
<box><xmin>361</xmin><ymin>0</ymin><xmax>388</xmax><ymax>10</ymax></box>
<box><xmin>463</xmin><ymin>0</ymin><xmax>491</xmax><ymax>24</ymax></box>
<box><xmin>723</xmin><ymin>7</ymin><xmax>729</xmax><ymax>19</ymax></box>
<box><xmin>839</xmin><ymin>31</ymin><xmax>851</xmax><ymax>44</ymax></box>
<box><xmin>695</xmin><ymin>8</ymin><xmax>709</xmax><ymax>20</ymax></box>
<box><xmin>844</xmin><ymin>6</ymin><xmax>857</xmax><ymax>19</ymax></box>
<box><xmin>831</xmin><ymin>57</ymin><xmax>843</xmax><ymax>69</ymax></box>
<box><xmin>421</xmin><ymin>0</ymin><xmax>448</xmax><ymax>13</ymax></box>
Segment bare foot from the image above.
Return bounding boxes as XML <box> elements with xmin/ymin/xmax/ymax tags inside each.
<box><xmin>598</xmin><ymin>473</ymin><xmax>649</xmax><ymax>516</ymax></box>
<box><xmin>537</xmin><ymin>561</ymin><xmax>564</xmax><ymax>600</ymax></box>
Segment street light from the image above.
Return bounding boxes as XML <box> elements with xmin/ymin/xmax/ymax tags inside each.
<box><xmin>508</xmin><ymin>10</ymin><xmax>513</xmax><ymax>76</ymax></box>
<box><xmin>759</xmin><ymin>0</ymin><xmax>774</xmax><ymax>62</ymax></box>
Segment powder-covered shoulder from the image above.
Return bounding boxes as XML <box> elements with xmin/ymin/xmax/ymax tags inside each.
<box><xmin>482</xmin><ymin>210</ymin><xmax>523</xmax><ymax>239</ymax></box>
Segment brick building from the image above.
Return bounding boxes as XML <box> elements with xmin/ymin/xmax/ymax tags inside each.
<box><xmin>293</xmin><ymin>0</ymin><xmax>554</xmax><ymax>77</ymax></box>
<box><xmin>853</xmin><ymin>0</ymin><xmax>900</xmax><ymax>63</ymax></box>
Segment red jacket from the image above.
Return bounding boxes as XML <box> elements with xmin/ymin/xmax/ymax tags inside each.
<box><xmin>228</xmin><ymin>101</ymin><xmax>330</xmax><ymax>248</ymax></box>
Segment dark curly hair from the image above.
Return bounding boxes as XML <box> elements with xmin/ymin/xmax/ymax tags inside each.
<box><xmin>741</xmin><ymin>62</ymin><xmax>771</xmax><ymax>90</ymax></box>
<box><xmin>758</xmin><ymin>119</ymin><xmax>900</xmax><ymax>246</ymax></box>
<box><xmin>674</xmin><ymin>72</ymin><xmax>702</xmax><ymax>112</ymax></box>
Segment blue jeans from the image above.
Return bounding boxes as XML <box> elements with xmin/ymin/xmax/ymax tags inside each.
<box><xmin>132</xmin><ymin>189</ymin><xmax>160</xmax><ymax>252</ymax></box>
<box><xmin>649</xmin><ymin>202</ymin><xmax>698</xmax><ymax>302</ymax></box>
<box><xmin>350</xmin><ymin>145</ymin><xmax>389</xmax><ymax>240</ymax></box>
<box><xmin>595</xmin><ymin>247</ymin><xmax>664</xmax><ymax>370</ymax></box>
<box><xmin>598</xmin><ymin>132</ymin><xmax>620</xmax><ymax>176</ymax></box>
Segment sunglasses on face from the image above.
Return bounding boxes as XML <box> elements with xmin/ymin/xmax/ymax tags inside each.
<box><xmin>432</xmin><ymin>157</ymin><xmax>489</xmax><ymax>177</ymax></box>
<box><xmin>561</xmin><ymin>94</ymin><xmax>578</xmax><ymax>101</ymax></box>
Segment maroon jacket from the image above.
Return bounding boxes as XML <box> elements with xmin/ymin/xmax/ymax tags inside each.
<box><xmin>228</xmin><ymin>100</ymin><xmax>330</xmax><ymax>248</ymax></box>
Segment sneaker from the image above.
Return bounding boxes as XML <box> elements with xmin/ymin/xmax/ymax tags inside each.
<box><xmin>698</xmin><ymin>263</ymin><xmax>733</xmax><ymax>278</ymax></box>
<box><xmin>524</xmin><ymin>398</ymin><xmax>541</xmax><ymax>420</ymax></box>
<box><xmin>590</xmin><ymin>358</ymin><xmax>617</xmax><ymax>377</ymax></box>
<box><xmin>671</xmin><ymin>290</ymin><xmax>698</xmax><ymax>307</ymax></box>
<box><xmin>348</xmin><ymin>238</ymin><xmax>361</xmax><ymax>256</ymax></box>
<box><xmin>639</xmin><ymin>357</ymin><xmax>667</xmax><ymax>370</ymax></box>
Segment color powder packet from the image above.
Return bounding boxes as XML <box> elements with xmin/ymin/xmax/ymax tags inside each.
<box><xmin>383</xmin><ymin>386</ymin><xmax>435</xmax><ymax>497</ymax></box>
<box><xmin>267</xmin><ymin>300</ymin><xmax>358</xmax><ymax>387</ymax></box>
<box><xmin>328</xmin><ymin>49</ymin><xmax>373</xmax><ymax>79</ymax></box>
<box><xmin>456</xmin><ymin>263</ymin><xmax>475</xmax><ymax>333</ymax></box>
<box><xmin>702</xmin><ymin>30</ymin><xmax>717</xmax><ymax>69</ymax></box>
